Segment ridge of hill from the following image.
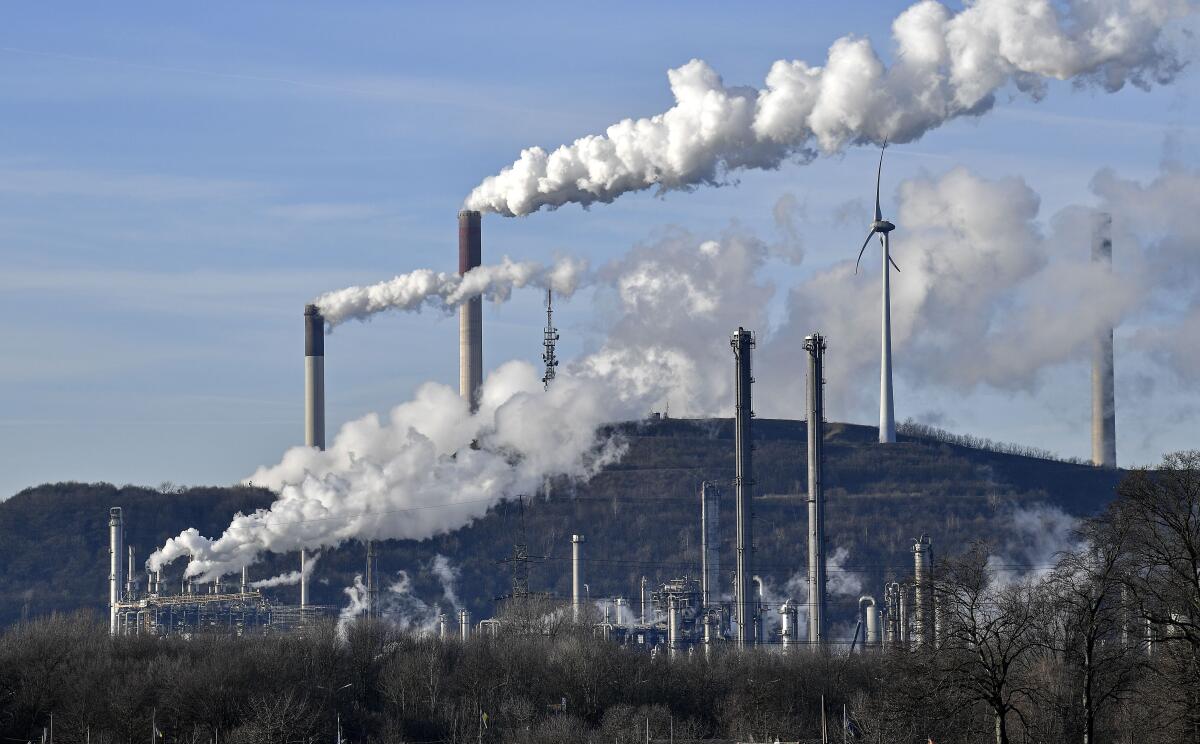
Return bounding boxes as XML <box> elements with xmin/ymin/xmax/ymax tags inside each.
<box><xmin>0</xmin><ymin>418</ymin><xmax>1124</xmax><ymax>629</ymax></box>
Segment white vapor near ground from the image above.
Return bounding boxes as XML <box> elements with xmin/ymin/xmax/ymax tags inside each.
<box><xmin>466</xmin><ymin>0</ymin><xmax>1191</xmax><ymax>216</ymax></box>
<box><xmin>250</xmin><ymin>550</ymin><xmax>320</xmax><ymax>589</ymax></box>
<box><xmin>314</xmin><ymin>255</ymin><xmax>587</xmax><ymax>327</ymax></box>
<box><xmin>339</xmin><ymin>554</ymin><xmax>464</xmax><ymax>632</ymax></box>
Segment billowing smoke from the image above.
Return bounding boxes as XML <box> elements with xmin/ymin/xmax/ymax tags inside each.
<box><xmin>315</xmin><ymin>255</ymin><xmax>587</xmax><ymax>327</ymax></box>
<box><xmin>250</xmin><ymin>551</ymin><xmax>320</xmax><ymax>589</ymax></box>
<box><xmin>988</xmin><ymin>503</ymin><xmax>1082</xmax><ymax>585</ymax></box>
<box><xmin>149</xmin><ymin>362</ymin><xmax>649</xmax><ymax>581</ymax></box>
<box><xmin>466</xmin><ymin>0</ymin><xmax>1189</xmax><ymax>216</ymax></box>
<box><xmin>339</xmin><ymin>555</ymin><xmax>465</xmax><ymax>632</ymax></box>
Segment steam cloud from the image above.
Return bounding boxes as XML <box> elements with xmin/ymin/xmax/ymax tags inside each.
<box><xmin>314</xmin><ymin>256</ymin><xmax>587</xmax><ymax>327</ymax></box>
<box><xmin>250</xmin><ymin>551</ymin><xmax>320</xmax><ymax>589</ymax></box>
<box><xmin>149</xmin><ymin>362</ymin><xmax>651</xmax><ymax>581</ymax></box>
<box><xmin>466</xmin><ymin>0</ymin><xmax>1189</xmax><ymax>216</ymax></box>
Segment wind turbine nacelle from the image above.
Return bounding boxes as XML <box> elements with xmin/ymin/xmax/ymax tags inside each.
<box><xmin>871</xmin><ymin>220</ymin><xmax>895</xmax><ymax>234</ymax></box>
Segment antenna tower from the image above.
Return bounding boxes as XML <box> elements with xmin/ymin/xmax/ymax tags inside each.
<box><xmin>542</xmin><ymin>289</ymin><xmax>559</xmax><ymax>390</ymax></box>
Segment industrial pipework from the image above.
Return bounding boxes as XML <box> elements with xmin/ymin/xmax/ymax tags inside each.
<box><xmin>912</xmin><ymin>535</ymin><xmax>933</xmax><ymax>649</ymax></box>
<box><xmin>730</xmin><ymin>327</ymin><xmax>756</xmax><ymax>648</ymax></box>
<box><xmin>109</xmin><ymin>507</ymin><xmax>124</xmax><ymax>635</ymax></box>
<box><xmin>1092</xmin><ymin>213</ymin><xmax>1117</xmax><ymax>468</ymax></box>
<box><xmin>700</xmin><ymin>481</ymin><xmax>720</xmax><ymax>609</ymax></box>
<box><xmin>804</xmin><ymin>333</ymin><xmax>828</xmax><ymax>650</ymax></box>
<box><xmin>458</xmin><ymin>210</ymin><xmax>483</xmax><ymax>412</ymax></box>
<box><xmin>571</xmin><ymin>534</ymin><xmax>585</xmax><ymax>623</ymax></box>
<box><xmin>859</xmin><ymin>595</ymin><xmax>880</xmax><ymax>648</ymax></box>
<box><xmin>459</xmin><ymin>609</ymin><xmax>472</xmax><ymax>641</ymax></box>
<box><xmin>780</xmin><ymin>599</ymin><xmax>800</xmax><ymax>650</ymax></box>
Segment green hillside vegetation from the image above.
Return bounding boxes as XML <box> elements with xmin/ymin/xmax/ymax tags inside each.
<box><xmin>0</xmin><ymin>418</ymin><xmax>1124</xmax><ymax>628</ymax></box>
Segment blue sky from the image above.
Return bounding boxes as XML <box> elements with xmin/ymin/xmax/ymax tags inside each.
<box><xmin>1</xmin><ymin>2</ymin><xmax>1197</xmax><ymax>497</ymax></box>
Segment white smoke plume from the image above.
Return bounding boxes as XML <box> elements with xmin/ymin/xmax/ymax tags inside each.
<box><xmin>149</xmin><ymin>361</ymin><xmax>650</xmax><ymax>581</ymax></box>
<box><xmin>429</xmin><ymin>554</ymin><xmax>462</xmax><ymax>611</ymax></box>
<box><xmin>339</xmin><ymin>559</ymin><xmax>465</xmax><ymax>632</ymax></box>
<box><xmin>250</xmin><ymin>550</ymin><xmax>320</xmax><ymax>589</ymax></box>
<box><xmin>314</xmin><ymin>255</ymin><xmax>587</xmax><ymax>327</ymax></box>
<box><xmin>988</xmin><ymin>503</ymin><xmax>1083</xmax><ymax>586</ymax></box>
<box><xmin>466</xmin><ymin>0</ymin><xmax>1190</xmax><ymax>216</ymax></box>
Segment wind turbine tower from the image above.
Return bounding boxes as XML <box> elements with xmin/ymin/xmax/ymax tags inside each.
<box><xmin>856</xmin><ymin>147</ymin><xmax>900</xmax><ymax>444</ymax></box>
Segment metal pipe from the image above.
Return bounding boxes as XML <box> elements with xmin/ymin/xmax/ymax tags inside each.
<box><xmin>667</xmin><ymin>595</ymin><xmax>680</xmax><ymax>658</ymax></box>
<box><xmin>700</xmin><ymin>481</ymin><xmax>720</xmax><ymax>609</ymax></box>
<box><xmin>571</xmin><ymin>534</ymin><xmax>585</xmax><ymax>623</ymax></box>
<box><xmin>241</xmin><ymin>566</ymin><xmax>248</xmax><ymax>594</ymax></box>
<box><xmin>126</xmin><ymin>545</ymin><xmax>136</xmax><ymax>598</ymax></box>
<box><xmin>1091</xmin><ymin>213</ymin><xmax>1117</xmax><ymax>467</ymax></box>
<box><xmin>912</xmin><ymin>535</ymin><xmax>932</xmax><ymax>648</ymax></box>
<box><xmin>302</xmin><ymin>303</ymin><xmax>325</xmax><ymax>612</ymax></box>
<box><xmin>780</xmin><ymin>599</ymin><xmax>799</xmax><ymax>650</ymax></box>
<box><xmin>458</xmin><ymin>210</ymin><xmax>483</xmax><ymax>412</ymax></box>
<box><xmin>730</xmin><ymin>327</ymin><xmax>756</xmax><ymax>648</ymax></box>
<box><xmin>804</xmin><ymin>333</ymin><xmax>827</xmax><ymax>649</ymax></box>
<box><xmin>437</xmin><ymin>612</ymin><xmax>448</xmax><ymax>640</ymax></box>
<box><xmin>459</xmin><ymin>609</ymin><xmax>472</xmax><ymax>641</ymax></box>
<box><xmin>640</xmin><ymin>576</ymin><xmax>647</xmax><ymax>625</ymax></box>
<box><xmin>752</xmin><ymin>575</ymin><xmax>765</xmax><ymax>645</ymax></box>
<box><xmin>109</xmin><ymin>507</ymin><xmax>124</xmax><ymax>635</ymax></box>
<box><xmin>615</xmin><ymin>597</ymin><xmax>627</xmax><ymax>626</ymax></box>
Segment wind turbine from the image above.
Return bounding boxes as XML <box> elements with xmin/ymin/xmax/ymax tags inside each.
<box><xmin>855</xmin><ymin>145</ymin><xmax>899</xmax><ymax>444</ymax></box>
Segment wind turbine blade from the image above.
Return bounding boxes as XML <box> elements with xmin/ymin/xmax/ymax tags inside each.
<box><xmin>855</xmin><ymin>230</ymin><xmax>875</xmax><ymax>274</ymax></box>
<box><xmin>874</xmin><ymin>146</ymin><xmax>885</xmax><ymax>222</ymax></box>
<box><xmin>888</xmin><ymin>254</ymin><xmax>900</xmax><ymax>273</ymax></box>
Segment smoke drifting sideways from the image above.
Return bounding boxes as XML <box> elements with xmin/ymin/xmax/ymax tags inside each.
<box><xmin>251</xmin><ymin>551</ymin><xmax>320</xmax><ymax>589</ymax></box>
<box><xmin>465</xmin><ymin>0</ymin><xmax>1190</xmax><ymax>216</ymax></box>
<box><xmin>314</xmin><ymin>255</ymin><xmax>587</xmax><ymax>328</ymax></box>
<box><xmin>340</xmin><ymin>554</ymin><xmax>463</xmax><ymax>633</ymax></box>
<box><xmin>149</xmin><ymin>362</ymin><xmax>651</xmax><ymax>582</ymax></box>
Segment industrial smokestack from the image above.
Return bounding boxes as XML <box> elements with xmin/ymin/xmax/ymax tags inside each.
<box><xmin>126</xmin><ymin>545</ymin><xmax>136</xmax><ymax>598</ymax></box>
<box><xmin>241</xmin><ymin>566</ymin><xmax>248</xmax><ymax>594</ymax></box>
<box><xmin>571</xmin><ymin>534</ymin><xmax>585</xmax><ymax>624</ymax></box>
<box><xmin>1092</xmin><ymin>214</ymin><xmax>1117</xmax><ymax>468</ymax></box>
<box><xmin>804</xmin><ymin>333</ymin><xmax>827</xmax><ymax>650</ymax></box>
<box><xmin>366</xmin><ymin>540</ymin><xmax>379</xmax><ymax>620</ymax></box>
<box><xmin>859</xmin><ymin>596</ymin><xmax>880</xmax><ymax>648</ymax></box>
<box><xmin>108</xmin><ymin>507</ymin><xmax>124</xmax><ymax>635</ymax></box>
<box><xmin>780</xmin><ymin>600</ymin><xmax>799</xmax><ymax>651</ymax></box>
<box><xmin>302</xmin><ymin>304</ymin><xmax>325</xmax><ymax>610</ymax></box>
<box><xmin>459</xmin><ymin>609</ymin><xmax>472</xmax><ymax>641</ymax></box>
<box><xmin>458</xmin><ymin>210</ymin><xmax>483</xmax><ymax>412</ymax></box>
<box><xmin>700</xmin><ymin>482</ymin><xmax>720</xmax><ymax>609</ymax></box>
<box><xmin>667</xmin><ymin>595</ymin><xmax>681</xmax><ymax>658</ymax></box>
<box><xmin>912</xmin><ymin>535</ymin><xmax>932</xmax><ymax>649</ymax></box>
<box><xmin>730</xmin><ymin>327</ymin><xmax>756</xmax><ymax>648</ymax></box>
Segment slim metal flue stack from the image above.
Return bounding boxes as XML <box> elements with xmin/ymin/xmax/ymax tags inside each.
<box><xmin>805</xmin><ymin>333</ymin><xmax>827</xmax><ymax>649</ymax></box>
<box><xmin>302</xmin><ymin>304</ymin><xmax>326</xmax><ymax>609</ymax></box>
<box><xmin>730</xmin><ymin>328</ymin><xmax>756</xmax><ymax>647</ymax></box>
<box><xmin>1092</xmin><ymin>213</ymin><xmax>1117</xmax><ymax>468</ymax></box>
<box><xmin>571</xmin><ymin>534</ymin><xmax>585</xmax><ymax>623</ymax></box>
<box><xmin>700</xmin><ymin>481</ymin><xmax>720</xmax><ymax>610</ymax></box>
<box><xmin>109</xmin><ymin>507</ymin><xmax>124</xmax><ymax>635</ymax></box>
<box><xmin>459</xmin><ymin>210</ymin><xmax>483</xmax><ymax>412</ymax></box>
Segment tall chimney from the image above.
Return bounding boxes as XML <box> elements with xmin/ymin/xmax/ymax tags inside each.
<box><xmin>1092</xmin><ymin>214</ymin><xmax>1117</xmax><ymax>468</ymax></box>
<box><xmin>700</xmin><ymin>481</ymin><xmax>720</xmax><ymax>609</ymax></box>
<box><xmin>366</xmin><ymin>540</ymin><xmax>379</xmax><ymax>620</ymax></box>
<box><xmin>805</xmin><ymin>333</ymin><xmax>827</xmax><ymax>649</ymax></box>
<box><xmin>302</xmin><ymin>304</ymin><xmax>325</xmax><ymax>609</ymax></box>
<box><xmin>730</xmin><ymin>327</ymin><xmax>756</xmax><ymax>648</ymax></box>
<box><xmin>241</xmin><ymin>566</ymin><xmax>248</xmax><ymax>594</ymax></box>
<box><xmin>109</xmin><ymin>507</ymin><xmax>124</xmax><ymax>635</ymax></box>
<box><xmin>458</xmin><ymin>210</ymin><xmax>483</xmax><ymax>412</ymax></box>
<box><xmin>912</xmin><ymin>535</ymin><xmax>932</xmax><ymax>648</ymax></box>
<box><xmin>571</xmin><ymin>534</ymin><xmax>585</xmax><ymax>623</ymax></box>
<box><xmin>126</xmin><ymin>545</ymin><xmax>136</xmax><ymax>598</ymax></box>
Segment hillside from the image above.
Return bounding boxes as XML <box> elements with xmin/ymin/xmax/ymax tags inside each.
<box><xmin>0</xmin><ymin>418</ymin><xmax>1125</xmax><ymax>629</ymax></box>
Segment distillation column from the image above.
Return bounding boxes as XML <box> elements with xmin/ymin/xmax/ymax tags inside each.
<box><xmin>805</xmin><ymin>333</ymin><xmax>828</xmax><ymax>649</ymax></box>
<box><xmin>700</xmin><ymin>481</ymin><xmax>720</xmax><ymax>610</ymax></box>
<box><xmin>731</xmin><ymin>328</ymin><xmax>756</xmax><ymax>648</ymax></box>
<box><xmin>458</xmin><ymin>210</ymin><xmax>483</xmax><ymax>412</ymax></box>
<box><xmin>109</xmin><ymin>507</ymin><xmax>124</xmax><ymax>635</ymax></box>
<box><xmin>1092</xmin><ymin>213</ymin><xmax>1117</xmax><ymax>468</ymax></box>
<box><xmin>571</xmin><ymin>534</ymin><xmax>585</xmax><ymax>623</ymax></box>
<box><xmin>912</xmin><ymin>535</ymin><xmax>933</xmax><ymax>648</ymax></box>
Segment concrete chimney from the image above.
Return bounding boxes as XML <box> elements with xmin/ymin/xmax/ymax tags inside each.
<box><xmin>804</xmin><ymin>333</ymin><xmax>827</xmax><ymax>650</ymax></box>
<box><xmin>700</xmin><ymin>481</ymin><xmax>720</xmax><ymax>609</ymax></box>
<box><xmin>730</xmin><ymin>327</ymin><xmax>756</xmax><ymax>648</ymax></box>
<box><xmin>108</xmin><ymin>507</ymin><xmax>124</xmax><ymax>635</ymax></box>
<box><xmin>1092</xmin><ymin>214</ymin><xmax>1117</xmax><ymax>468</ymax></box>
<box><xmin>912</xmin><ymin>535</ymin><xmax>932</xmax><ymax>649</ymax></box>
<box><xmin>302</xmin><ymin>304</ymin><xmax>325</xmax><ymax>609</ymax></box>
<box><xmin>571</xmin><ymin>534</ymin><xmax>585</xmax><ymax>623</ymax></box>
<box><xmin>458</xmin><ymin>210</ymin><xmax>483</xmax><ymax>412</ymax></box>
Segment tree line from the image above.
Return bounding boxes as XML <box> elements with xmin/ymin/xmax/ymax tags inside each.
<box><xmin>0</xmin><ymin>451</ymin><xmax>1195</xmax><ymax>744</ymax></box>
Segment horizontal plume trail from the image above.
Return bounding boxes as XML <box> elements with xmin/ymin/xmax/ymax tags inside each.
<box><xmin>314</xmin><ymin>255</ymin><xmax>588</xmax><ymax>327</ymax></box>
<box><xmin>148</xmin><ymin>361</ymin><xmax>656</xmax><ymax>582</ymax></box>
<box><xmin>249</xmin><ymin>551</ymin><xmax>320</xmax><ymax>589</ymax></box>
<box><xmin>465</xmin><ymin>0</ymin><xmax>1190</xmax><ymax>216</ymax></box>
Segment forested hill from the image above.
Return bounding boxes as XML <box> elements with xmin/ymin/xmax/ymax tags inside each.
<box><xmin>0</xmin><ymin>418</ymin><xmax>1126</xmax><ymax>629</ymax></box>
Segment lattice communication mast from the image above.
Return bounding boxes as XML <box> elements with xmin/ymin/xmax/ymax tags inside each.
<box><xmin>542</xmin><ymin>289</ymin><xmax>559</xmax><ymax>390</ymax></box>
